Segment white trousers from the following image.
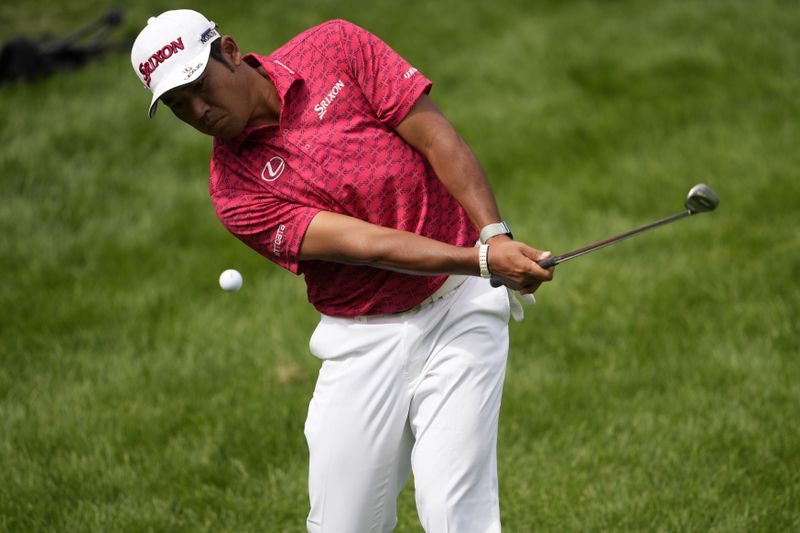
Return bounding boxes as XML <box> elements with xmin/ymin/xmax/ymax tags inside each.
<box><xmin>305</xmin><ymin>276</ymin><xmax>510</xmax><ymax>532</ymax></box>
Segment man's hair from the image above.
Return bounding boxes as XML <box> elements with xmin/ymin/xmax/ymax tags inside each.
<box><xmin>209</xmin><ymin>38</ymin><xmax>228</xmax><ymax>66</ymax></box>
<box><xmin>208</xmin><ymin>26</ymin><xmax>236</xmax><ymax>71</ymax></box>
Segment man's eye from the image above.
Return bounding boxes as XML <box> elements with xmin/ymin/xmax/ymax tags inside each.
<box><xmin>167</xmin><ymin>99</ymin><xmax>186</xmax><ymax>113</ymax></box>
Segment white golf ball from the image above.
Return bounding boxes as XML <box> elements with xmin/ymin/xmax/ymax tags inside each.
<box><xmin>219</xmin><ymin>269</ymin><xmax>243</xmax><ymax>292</ymax></box>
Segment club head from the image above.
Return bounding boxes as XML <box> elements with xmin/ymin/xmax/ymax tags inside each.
<box><xmin>685</xmin><ymin>183</ymin><xmax>720</xmax><ymax>213</ymax></box>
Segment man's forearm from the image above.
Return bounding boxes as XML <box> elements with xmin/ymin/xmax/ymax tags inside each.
<box><xmin>351</xmin><ymin>226</ymin><xmax>481</xmax><ymax>276</ymax></box>
<box><xmin>422</xmin><ymin>132</ymin><xmax>503</xmax><ymax>230</ymax></box>
<box><xmin>395</xmin><ymin>95</ymin><xmax>505</xmax><ymax>231</ymax></box>
<box><xmin>299</xmin><ymin>211</ymin><xmax>480</xmax><ymax>276</ymax></box>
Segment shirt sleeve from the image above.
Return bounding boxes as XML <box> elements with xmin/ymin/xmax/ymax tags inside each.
<box><xmin>335</xmin><ymin>20</ymin><xmax>433</xmax><ymax>128</ymax></box>
<box><xmin>212</xmin><ymin>188</ymin><xmax>321</xmax><ymax>275</ymax></box>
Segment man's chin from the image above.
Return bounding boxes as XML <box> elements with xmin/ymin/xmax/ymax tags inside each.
<box><xmin>201</xmin><ymin>119</ymin><xmax>244</xmax><ymax>139</ymax></box>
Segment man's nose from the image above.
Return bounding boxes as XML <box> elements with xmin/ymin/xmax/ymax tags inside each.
<box><xmin>188</xmin><ymin>94</ymin><xmax>209</xmax><ymax>120</ymax></box>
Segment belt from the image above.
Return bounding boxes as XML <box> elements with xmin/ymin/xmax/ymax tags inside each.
<box><xmin>414</xmin><ymin>274</ymin><xmax>468</xmax><ymax>308</ymax></box>
<box><xmin>351</xmin><ymin>275</ymin><xmax>468</xmax><ymax>323</ymax></box>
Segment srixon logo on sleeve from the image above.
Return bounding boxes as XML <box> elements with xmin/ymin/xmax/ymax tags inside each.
<box><xmin>138</xmin><ymin>37</ymin><xmax>185</xmax><ymax>88</ymax></box>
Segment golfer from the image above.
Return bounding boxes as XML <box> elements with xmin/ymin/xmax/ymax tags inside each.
<box><xmin>132</xmin><ymin>10</ymin><xmax>554</xmax><ymax>532</ymax></box>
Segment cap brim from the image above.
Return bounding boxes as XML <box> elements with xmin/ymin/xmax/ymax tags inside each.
<box><xmin>147</xmin><ymin>42</ymin><xmax>215</xmax><ymax>118</ymax></box>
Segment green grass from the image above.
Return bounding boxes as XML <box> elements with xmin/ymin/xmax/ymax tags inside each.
<box><xmin>2</xmin><ymin>0</ymin><xmax>798</xmax><ymax>531</ymax></box>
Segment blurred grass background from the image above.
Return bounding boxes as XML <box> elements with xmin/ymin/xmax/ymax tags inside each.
<box><xmin>1</xmin><ymin>0</ymin><xmax>798</xmax><ymax>531</ymax></box>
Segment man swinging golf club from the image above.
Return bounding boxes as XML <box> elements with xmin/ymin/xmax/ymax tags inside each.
<box><xmin>131</xmin><ymin>9</ymin><xmax>554</xmax><ymax>532</ymax></box>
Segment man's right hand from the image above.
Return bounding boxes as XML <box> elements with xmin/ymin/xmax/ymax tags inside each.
<box><xmin>486</xmin><ymin>240</ymin><xmax>555</xmax><ymax>295</ymax></box>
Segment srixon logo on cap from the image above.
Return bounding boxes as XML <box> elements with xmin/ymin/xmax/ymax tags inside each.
<box><xmin>139</xmin><ymin>37</ymin><xmax>185</xmax><ymax>88</ymax></box>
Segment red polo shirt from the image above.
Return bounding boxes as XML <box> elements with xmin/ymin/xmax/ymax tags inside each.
<box><xmin>210</xmin><ymin>19</ymin><xmax>478</xmax><ymax>317</ymax></box>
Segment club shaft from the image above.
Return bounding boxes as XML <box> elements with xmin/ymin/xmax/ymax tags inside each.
<box><xmin>540</xmin><ymin>209</ymin><xmax>694</xmax><ymax>267</ymax></box>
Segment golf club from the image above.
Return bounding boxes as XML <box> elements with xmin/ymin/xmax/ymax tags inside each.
<box><xmin>492</xmin><ymin>183</ymin><xmax>719</xmax><ymax>286</ymax></box>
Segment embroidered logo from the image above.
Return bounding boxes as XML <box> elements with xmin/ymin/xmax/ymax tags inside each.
<box><xmin>261</xmin><ymin>156</ymin><xmax>285</xmax><ymax>182</ymax></box>
<box><xmin>403</xmin><ymin>67</ymin><xmax>418</xmax><ymax>79</ymax></box>
<box><xmin>314</xmin><ymin>80</ymin><xmax>345</xmax><ymax>120</ymax></box>
<box><xmin>200</xmin><ymin>27</ymin><xmax>218</xmax><ymax>44</ymax></box>
<box><xmin>273</xmin><ymin>224</ymin><xmax>286</xmax><ymax>257</ymax></box>
<box><xmin>273</xmin><ymin>60</ymin><xmax>295</xmax><ymax>75</ymax></box>
<box><xmin>183</xmin><ymin>62</ymin><xmax>204</xmax><ymax>80</ymax></box>
<box><xmin>138</xmin><ymin>37</ymin><xmax>185</xmax><ymax>88</ymax></box>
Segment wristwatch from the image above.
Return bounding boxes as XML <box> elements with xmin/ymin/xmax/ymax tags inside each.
<box><xmin>479</xmin><ymin>221</ymin><xmax>513</xmax><ymax>244</ymax></box>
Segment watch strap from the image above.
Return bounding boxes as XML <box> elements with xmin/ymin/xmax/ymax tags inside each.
<box><xmin>479</xmin><ymin>221</ymin><xmax>512</xmax><ymax>244</ymax></box>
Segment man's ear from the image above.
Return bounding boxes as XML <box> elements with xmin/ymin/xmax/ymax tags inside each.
<box><xmin>220</xmin><ymin>36</ymin><xmax>241</xmax><ymax>67</ymax></box>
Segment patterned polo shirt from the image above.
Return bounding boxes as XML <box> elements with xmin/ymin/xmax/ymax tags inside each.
<box><xmin>210</xmin><ymin>19</ymin><xmax>478</xmax><ymax>317</ymax></box>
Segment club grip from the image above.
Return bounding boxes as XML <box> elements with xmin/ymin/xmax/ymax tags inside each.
<box><xmin>537</xmin><ymin>256</ymin><xmax>557</xmax><ymax>269</ymax></box>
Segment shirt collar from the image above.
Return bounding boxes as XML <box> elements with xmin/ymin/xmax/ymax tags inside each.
<box><xmin>220</xmin><ymin>53</ymin><xmax>303</xmax><ymax>151</ymax></box>
<box><xmin>244</xmin><ymin>53</ymin><xmax>302</xmax><ymax>99</ymax></box>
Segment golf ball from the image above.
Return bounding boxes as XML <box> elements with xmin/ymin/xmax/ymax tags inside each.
<box><xmin>219</xmin><ymin>269</ymin><xmax>243</xmax><ymax>291</ymax></box>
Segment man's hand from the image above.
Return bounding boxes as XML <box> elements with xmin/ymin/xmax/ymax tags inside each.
<box><xmin>486</xmin><ymin>239</ymin><xmax>555</xmax><ymax>295</ymax></box>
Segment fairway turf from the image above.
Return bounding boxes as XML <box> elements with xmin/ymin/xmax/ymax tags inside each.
<box><xmin>2</xmin><ymin>0</ymin><xmax>799</xmax><ymax>531</ymax></box>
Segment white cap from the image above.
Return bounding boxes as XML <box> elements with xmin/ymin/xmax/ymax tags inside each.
<box><xmin>131</xmin><ymin>10</ymin><xmax>220</xmax><ymax>117</ymax></box>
